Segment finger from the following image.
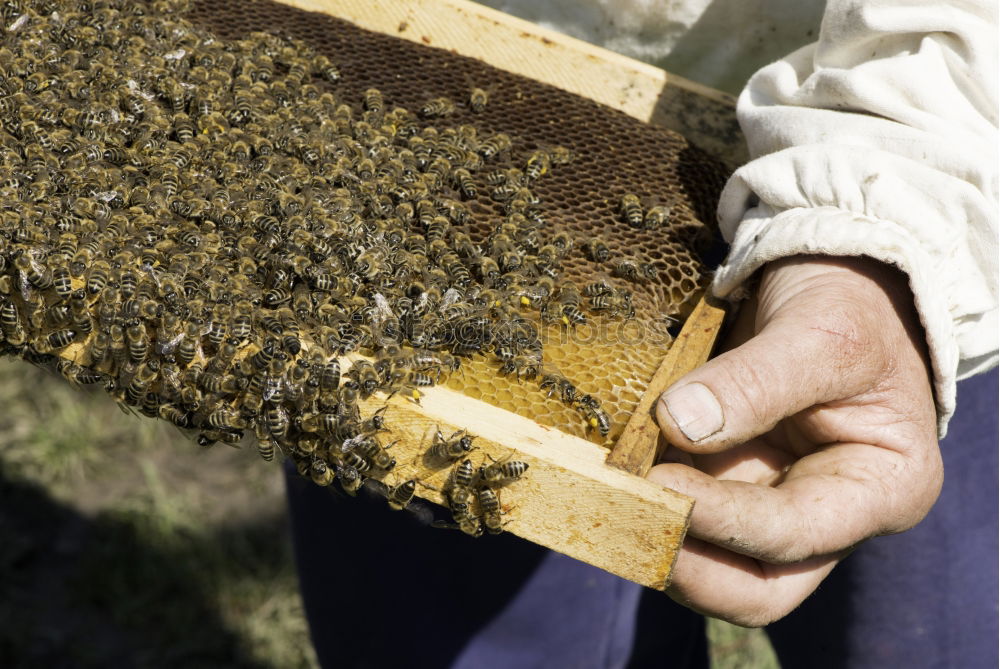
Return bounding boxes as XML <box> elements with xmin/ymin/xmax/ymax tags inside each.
<box><xmin>655</xmin><ymin>308</ymin><xmax>883</xmax><ymax>453</ymax></box>
<box><xmin>648</xmin><ymin>442</ymin><xmax>936</xmax><ymax>564</ymax></box>
<box><xmin>688</xmin><ymin>438</ymin><xmax>794</xmax><ymax>484</ymax></box>
<box><xmin>666</xmin><ymin>536</ymin><xmax>844</xmax><ymax>627</ymax></box>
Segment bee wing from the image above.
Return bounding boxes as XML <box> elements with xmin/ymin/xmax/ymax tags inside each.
<box><xmin>159</xmin><ymin>365</ymin><xmax>183</xmax><ymax>394</ymax></box>
<box><xmin>340</xmin><ymin>433</ymin><xmax>366</xmax><ymax>453</ymax></box>
<box><xmin>157</xmin><ymin>330</ymin><xmax>185</xmax><ymax>355</ymax></box>
<box><xmin>440</xmin><ymin>288</ymin><xmax>463</xmax><ymax>309</ymax></box>
<box><xmin>17</xmin><ymin>270</ymin><xmax>32</xmax><ymax>302</ymax></box>
<box><xmin>124</xmin><ymin>78</ymin><xmax>157</xmax><ymax>101</ymax></box>
<box><xmin>140</xmin><ymin>263</ymin><xmax>163</xmax><ymax>288</ymax></box>
<box><xmin>262</xmin><ymin>377</ymin><xmax>285</xmax><ymax>402</ymax></box>
<box><xmin>371</xmin><ymin>292</ymin><xmax>394</xmax><ymax>322</ymax></box>
<box><xmin>8</xmin><ymin>14</ymin><xmax>28</xmax><ymax>32</ymax></box>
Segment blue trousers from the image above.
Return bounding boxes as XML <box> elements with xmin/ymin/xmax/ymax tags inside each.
<box><xmin>286</xmin><ymin>369</ymin><xmax>997</xmax><ymax>668</ymax></box>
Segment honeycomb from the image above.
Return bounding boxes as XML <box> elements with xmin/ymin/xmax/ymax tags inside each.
<box><xmin>185</xmin><ymin>0</ymin><xmax>725</xmax><ymax>446</ymax></box>
<box><xmin>0</xmin><ymin>0</ymin><xmax>727</xmax><ymax>527</ymax></box>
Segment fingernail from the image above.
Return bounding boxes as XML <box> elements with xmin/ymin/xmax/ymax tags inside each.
<box><xmin>660</xmin><ymin>382</ymin><xmax>724</xmax><ymax>442</ymax></box>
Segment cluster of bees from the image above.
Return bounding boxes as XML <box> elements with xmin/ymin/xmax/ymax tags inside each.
<box><xmin>422</xmin><ymin>428</ymin><xmax>528</xmax><ymax>536</ymax></box>
<box><xmin>0</xmin><ymin>0</ymin><xmax>672</xmax><ymax>519</ymax></box>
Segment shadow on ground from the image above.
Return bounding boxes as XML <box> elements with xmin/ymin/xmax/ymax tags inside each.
<box><xmin>0</xmin><ymin>464</ymin><xmax>293</xmax><ymax>669</ymax></box>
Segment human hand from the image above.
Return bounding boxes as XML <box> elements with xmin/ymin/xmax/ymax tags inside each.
<box><xmin>648</xmin><ymin>255</ymin><xmax>942</xmax><ymax>627</ymax></box>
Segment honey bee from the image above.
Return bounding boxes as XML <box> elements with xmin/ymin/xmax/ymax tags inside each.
<box><xmin>583</xmin><ymin>238</ymin><xmax>610</xmax><ymax>263</ymax></box>
<box><xmin>359</xmin><ymin>405</ymin><xmax>390</xmax><ymax>435</ymax></box>
<box><xmin>468</xmin><ymin>87</ymin><xmax>489</xmax><ymax>113</ymax></box>
<box><xmin>580</xmin><ymin>404</ymin><xmax>612</xmax><ymax>436</ymax></box>
<box><xmin>455</xmin><ymin>512</ymin><xmax>484</xmax><ymax>537</ymax></box>
<box><xmin>15</xmin><ymin>254</ymin><xmax>52</xmax><ymax>291</ymax></box>
<box><xmin>87</xmin><ymin>331</ymin><xmax>110</xmax><ymax>365</ymax></box>
<box><xmin>126</xmin><ymin>322</ymin><xmax>149</xmax><ymax>363</ymax></box>
<box><xmin>620</xmin><ymin>194</ymin><xmax>643</xmax><ymax>228</ymax></box>
<box><xmin>348</xmin><ymin>359</ymin><xmax>380</xmax><ymax>398</ymax></box>
<box><xmin>613</xmin><ymin>258</ymin><xmax>642</xmax><ymax>282</ymax></box>
<box><xmin>354</xmin><ymin>436</ymin><xmax>397</xmax><ymax>471</ymax></box>
<box><xmin>86</xmin><ymin>261</ymin><xmax>111</xmax><ymax>295</ymax></box>
<box><xmin>229</xmin><ymin>301</ymin><xmax>253</xmax><ymax>341</ymax></box>
<box><xmin>363</xmin><ymin>88</ymin><xmax>384</xmax><ymax>116</ymax></box>
<box><xmin>589</xmin><ymin>291</ymin><xmax>634</xmax><ymax>318</ymax></box>
<box><xmin>315</xmin><ymin>354</ymin><xmax>341</xmax><ymax>394</ymax></box>
<box><xmin>479</xmin><ymin>454</ymin><xmax>529</xmax><ymax>487</ymax></box>
<box><xmin>477</xmin><ymin>487</ymin><xmax>505</xmax><ymax>535</ymax></box>
<box><xmin>452</xmin><ymin>168</ymin><xmax>477</xmax><ymax>199</ymax></box>
<box><xmin>45</xmin><ymin>328</ymin><xmax>77</xmax><ymax>350</ymax></box>
<box><xmin>300</xmin><ymin>410</ymin><xmax>340</xmax><ymax>437</ymax></box>
<box><xmin>200</xmin><ymin>371</ymin><xmax>246</xmax><ymax>394</ymax></box>
<box><xmin>427</xmin><ymin>427</ymin><xmax>476</xmax><ymax>464</ymax></box>
<box><xmin>643</xmin><ymin>204</ymin><xmax>669</xmax><ymax>230</ymax></box>
<box><xmin>525</xmin><ymin>150</ymin><xmax>551</xmax><ymax>181</ymax></box>
<box><xmin>386</xmin><ymin>479</ymin><xmax>416</xmax><ymax>510</ymax></box>
<box><xmin>447</xmin><ymin>457</ymin><xmax>477</xmax><ymax>515</ymax></box>
<box><xmin>312</xmin><ymin>54</ymin><xmax>341</xmax><ymax>83</ymax></box>
<box><xmin>51</xmin><ymin>265</ymin><xmax>73</xmax><ymax>297</ymax></box>
<box><xmin>57</xmin><ymin>360</ymin><xmax>105</xmax><ymax>387</ymax></box>
<box><xmin>123</xmin><ymin>361</ymin><xmax>159</xmax><ymax>407</ymax></box>
<box><xmin>336</xmin><ymin>464</ymin><xmax>363</xmax><ymax>495</ymax></box>
<box><xmin>263</xmin><ymin>403</ymin><xmax>290</xmax><ymax>443</ymax></box>
<box><xmin>176</xmin><ymin>322</ymin><xmax>202</xmax><ymax>366</ymax></box>
<box><xmin>479</xmin><ymin>132</ymin><xmax>511</xmax><ymax>159</ymax></box>
<box><xmin>159</xmin><ymin>404</ymin><xmax>191</xmax><ymax>429</ymax></box>
<box><xmin>310</xmin><ymin>458</ymin><xmax>335</xmax><ymax>486</ymax></box>
<box><xmin>207</xmin><ymin>407</ymin><xmax>249</xmax><ymax>430</ymax></box>
<box><xmin>420</xmin><ymin>97</ymin><xmax>455</xmax><ymax>118</ymax></box>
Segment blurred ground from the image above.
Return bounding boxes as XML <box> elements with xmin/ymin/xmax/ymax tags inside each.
<box><xmin>0</xmin><ymin>357</ymin><xmax>777</xmax><ymax>668</ymax></box>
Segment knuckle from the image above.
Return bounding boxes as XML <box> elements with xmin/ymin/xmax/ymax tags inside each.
<box><xmin>715</xmin><ymin>355</ymin><xmax>779</xmax><ymax>432</ymax></box>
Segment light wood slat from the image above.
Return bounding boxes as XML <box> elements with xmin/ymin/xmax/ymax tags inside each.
<box><xmin>607</xmin><ymin>295</ymin><xmax>727</xmax><ymax>476</ymax></box>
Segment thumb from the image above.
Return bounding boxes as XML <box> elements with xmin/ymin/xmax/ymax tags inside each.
<box><xmin>655</xmin><ymin>313</ymin><xmax>878</xmax><ymax>453</ymax></box>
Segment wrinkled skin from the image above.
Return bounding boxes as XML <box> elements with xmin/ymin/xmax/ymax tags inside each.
<box><xmin>649</xmin><ymin>255</ymin><xmax>941</xmax><ymax>627</ymax></box>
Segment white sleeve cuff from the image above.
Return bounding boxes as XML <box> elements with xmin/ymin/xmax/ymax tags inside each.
<box><xmin>710</xmin><ymin>204</ymin><xmax>995</xmax><ymax>437</ymax></box>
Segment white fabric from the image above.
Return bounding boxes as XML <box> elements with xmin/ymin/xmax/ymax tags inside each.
<box><xmin>473</xmin><ymin>0</ymin><xmax>826</xmax><ymax>95</ymax></box>
<box><xmin>716</xmin><ymin>0</ymin><xmax>998</xmax><ymax>433</ymax></box>
<box><xmin>475</xmin><ymin>0</ymin><xmax>999</xmax><ymax>433</ymax></box>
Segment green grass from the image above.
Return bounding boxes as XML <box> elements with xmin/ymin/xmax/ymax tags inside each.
<box><xmin>708</xmin><ymin>618</ymin><xmax>780</xmax><ymax>669</ymax></box>
<box><xmin>0</xmin><ymin>357</ymin><xmax>779</xmax><ymax>667</ymax></box>
<box><xmin>0</xmin><ymin>359</ymin><xmax>318</xmax><ymax>669</ymax></box>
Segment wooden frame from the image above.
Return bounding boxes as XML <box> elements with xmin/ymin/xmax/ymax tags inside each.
<box><xmin>43</xmin><ymin>0</ymin><xmax>739</xmax><ymax>589</ymax></box>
